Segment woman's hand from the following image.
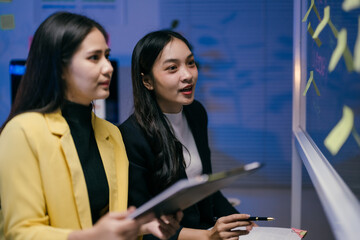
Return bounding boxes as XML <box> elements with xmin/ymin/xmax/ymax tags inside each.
<box><xmin>206</xmin><ymin>214</ymin><xmax>255</xmax><ymax>240</ymax></box>
<box><xmin>140</xmin><ymin>211</ymin><xmax>183</xmax><ymax>240</ymax></box>
<box><xmin>68</xmin><ymin>207</ymin><xmax>141</xmax><ymax>240</ymax></box>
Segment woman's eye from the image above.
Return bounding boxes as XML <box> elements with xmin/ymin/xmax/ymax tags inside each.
<box><xmin>105</xmin><ymin>51</ymin><xmax>111</xmax><ymax>60</ymax></box>
<box><xmin>188</xmin><ymin>60</ymin><xmax>196</xmax><ymax>66</ymax></box>
<box><xmin>89</xmin><ymin>55</ymin><xmax>99</xmax><ymax>60</ymax></box>
<box><xmin>167</xmin><ymin>65</ymin><xmax>177</xmax><ymax>71</ymax></box>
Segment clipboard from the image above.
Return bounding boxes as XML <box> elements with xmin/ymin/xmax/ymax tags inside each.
<box><xmin>127</xmin><ymin>161</ymin><xmax>263</xmax><ymax>219</ymax></box>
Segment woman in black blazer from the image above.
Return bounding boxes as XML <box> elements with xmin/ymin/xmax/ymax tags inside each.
<box><xmin>119</xmin><ymin>30</ymin><xmax>254</xmax><ymax>240</ymax></box>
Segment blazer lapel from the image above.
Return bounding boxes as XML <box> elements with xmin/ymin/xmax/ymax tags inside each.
<box><xmin>45</xmin><ymin>111</ymin><xmax>92</xmax><ymax>229</ymax></box>
<box><xmin>91</xmin><ymin>114</ymin><xmax>119</xmax><ymax>211</ymax></box>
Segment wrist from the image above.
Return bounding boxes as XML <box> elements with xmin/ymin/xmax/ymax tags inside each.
<box><xmin>206</xmin><ymin>228</ymin><xmax>216</xmax><ymax>240</ymax></box>
<box><xmin>178</xmin><ymin>228</ymin><xmax>211</xmax><ymax>240</ymax></box>
<box><xmin>68</xmin><ymin>228</ymin><xmax>95</xmax><ymax>240</ymax></box>
<box><xmin>139</xmin><ymin>222</ymin><xmax>150</xmax><ymax>236</ymax></box>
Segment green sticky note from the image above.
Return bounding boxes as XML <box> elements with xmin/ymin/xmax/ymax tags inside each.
<box><xmin>324</xmin><ymin>106</ymin><xmax>354</xmax><ymax>156</ymax></box>
<box><xmin>0</xmin><ymin>14</ymin><xmax>15</xmax><ymax>30</ymax></box>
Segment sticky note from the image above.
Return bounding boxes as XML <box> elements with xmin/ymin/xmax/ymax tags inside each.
<box><xmin>307</xmin><ymin>22</ymin><xmax>322</xmax><ymax>47</ymax></box>
<box><xmin>352</xmin><ymin>128</ymin><xmax>360</xmax><ymax>148</ymax></box>
<box><xmin>342</xmin><ymin>0</ymin><xmax>360</xmax><ymax>11</ymax></box>
<box><xmin>328</xmin><ymin>20</ymin><xmax>339</xmax><ymax>38</ymax></box>
<box><xmin>313</xmin><ymin>6</ymin><xmax>330</xmax><ymax>39</ymax></box>
<box><xmin>343</xmin><ymin>46</ymin><xmax>354</xmax><ymax>72</ymax></box>
<box><xmin>0</xmin><ymin>14</ymin><xmax>15</xmax><ymax>30</ymax></box>
<box><xmin>311</xmin><ymin>6</ymin><xmax>338</xmax><ymax>39</ymax></box>
<box><xmin>329</xmin><ymin>29</ymin><xmax>348</xmax><ymax>72</ymax></box>
<box><xmin>324</xmin><ymin>106</ymin><xmax>354</xmax><ymax>156</ymax></box>
<box><xmin>303</xmin><ymin>71</ymin><xmax>320</xmax><ymax>96</ymax></box>
<box><xmin>354</xmin><ymin>16</ymin><xmax>360</xmax><ymax>72</ymax></box>
<box><xmin>291</xmin><ymin>228</ymin><xmax>308</xmax><ymax>239</ymax></box>
<box><xmin>328</xmin><ymin>28</ymin><xmax>354</xmax><ymax>72</ymax></box>
<box><xmin>302</xmin><ymin>0</ymin><xmax>321</xmax><ymax>22</ymax></box>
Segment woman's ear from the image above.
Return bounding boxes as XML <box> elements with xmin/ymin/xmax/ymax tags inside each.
<box><xmin>142</xmin><ymin>74</ymin><xmax>154</xmax><ymax>90</ymax></box>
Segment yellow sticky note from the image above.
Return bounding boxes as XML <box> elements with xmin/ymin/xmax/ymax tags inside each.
<box><xmin>308</xmin><ymin>22</ymin><xmax>322</xmax><ymax>47</ymax></box>
<box><xmin>324</xmin><ymin>106</ymin><xmax>354</xmax><ymax>156</ymax></box>
<box><xmin>352</xmin><ymin>128</ymin><xmax>360</xmax><ymax>148</ymax></box>
<box><xmin>0</xmin><ymin>14</ymin><xmax>15</xmax><ymax>30</ymax></box>
<box><xmin>342</xmin><ymin>0</ymin><xmax>360</xmax><ymax>11</ymax></box>
<box><xmin>329</xmin><ymin>29</ymin><xmax>347</xmax><ymax>72</ymax></box>
<box><xmin>343</xmin><ymin>46</ymin><xmax>354</xmax><ymax>72</ymax></box>
<box><xmin>329</xmin><ymin>28</ymin><xmax>354</xmax><ymax>72</ymax></box>
<box><xmin>303</xmin><ymin>71</ymin><xmax>320</xmax><ymax>96</ymax></box>
<box><xmin>303</xmin><ymin>0</ymin><xmax>321</xmax><ymax>22</ymax></box>
<box><xmin>328</xmin><ymin>20</ymin><xmax>338</xmax><ymax>38</ymax></box>
<box><xmin>354</xmin><ymin>16</ymin><xmax>360</xmax><ymax>72</ymax></box>
<box><xmin>313</xmin><ymin>6</ymin><xmax>330</xmax><ymax>39</ymax></box>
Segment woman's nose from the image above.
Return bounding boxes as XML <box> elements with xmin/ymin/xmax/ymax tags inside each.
<box><xmin>180</xmin><ymin>67</ymin><xmax>192</xmax><ymax>81</ymax></box>
<box><xmin>102</xmin><ymin>59</ymin><xmax>114</xmax><ymax>76</ymax></box>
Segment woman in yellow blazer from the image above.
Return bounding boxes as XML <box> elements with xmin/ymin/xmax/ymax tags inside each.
<box><xmin>0</xmin><ymin>12</ymin><xmax>181</xmax><ymax>240</ymax></box>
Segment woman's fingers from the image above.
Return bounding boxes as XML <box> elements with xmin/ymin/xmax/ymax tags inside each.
<box><xmin>208</xmin><ymin>214</ymin><xmax>255</xmax><ymax>239</ymax></box>
<box><xmin>217</xmin><ymin>214</ymin><xmax>251</xmax><ymax>224</ymax></box>
<box><xmin>225</xmin><ymin>229</ymin><xmax>250</xmax><ymax>238</ymax></box>
<box><xmin>175</xmin><ymin>211</ymin><xmax>183</xmax><ymax>222</ymax></box>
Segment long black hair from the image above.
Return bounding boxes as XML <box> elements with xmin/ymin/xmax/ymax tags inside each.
<box><xmin>0</xmin><ymin>11</ymin><xmax>108</xmax><ymax>133</ymax></box>
<box><xmin>131</xmin><ymin>30</ymin><xmax>194</xmax><ymax>191</ymax></box>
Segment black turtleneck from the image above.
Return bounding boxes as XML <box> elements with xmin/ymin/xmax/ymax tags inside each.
<box><xmin>62</xmin><ymin>101</ymin><xmax>109</xmax><ymax>224</ymax></box>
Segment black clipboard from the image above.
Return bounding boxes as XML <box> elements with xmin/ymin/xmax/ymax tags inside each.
<box><xmin>127</xmin><ymin>161</ymin><xmax>263</xmax><ymax>219</ymax></box>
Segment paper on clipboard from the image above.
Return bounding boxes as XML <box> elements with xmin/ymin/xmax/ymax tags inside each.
<box><xmin>127</xmin><ymin>162</ymin><xmax>263</xmax><ymax>219</ymax></box>
<box><xmin>234</xmin><ymin>227</ymin><xmax>307</xmax><ymax>240</ymax></box>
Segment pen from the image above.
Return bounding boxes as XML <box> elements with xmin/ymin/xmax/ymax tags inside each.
<box><xmin>248</xmin><ymin>217</ymin><xmax>275</xmax><ymax>221</ymax></box>
<box><xmin>212</xmin><ymin>216</ymin><xmax>275</xmax><ymax>223</ymax></box>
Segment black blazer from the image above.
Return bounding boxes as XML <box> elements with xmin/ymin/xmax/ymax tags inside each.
<box><xmin>119</xmin><ymin>100</ymin><xmax>238</xmax><ymax>239</ymax></box>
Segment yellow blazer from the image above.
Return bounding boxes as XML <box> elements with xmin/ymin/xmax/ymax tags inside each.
<box><xmin>0</xmin><ymin>110</ymin><xmax>129</xmax><ymax>240</ymax></box>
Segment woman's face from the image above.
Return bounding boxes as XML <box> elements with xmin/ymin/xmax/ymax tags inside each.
<box><xmin>63</xmin><ymin>28</ymin><xmax>113</xmax><ymax>105</ymax></box>
<box><xmin>144</xmin><ymin>37</ymin><xmax>198</xmax><ymax>113</ymax></box>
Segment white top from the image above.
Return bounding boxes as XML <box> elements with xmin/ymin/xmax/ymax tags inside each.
<box><xmin>164</xmin><ymin>110</ymin><xmax>203</xmax><ymax>178</ymax></box>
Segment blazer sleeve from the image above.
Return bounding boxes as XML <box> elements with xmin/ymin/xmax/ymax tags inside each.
<box><xmin>185</xmin><ymin>101</ymin><xmax>239</xmax><ymax>219</ymax></box>
<box><xmin>119</xmin><ymin>116</ymin><xmax>184</xmax><ymax>240</ymax></box>
<box><xmin>0</xmin><ymin>118</ymin><xmax>72</xmax><ymax>240</ymax></box>
<box><xmin>118</xmin><ymin>116</ymin><xmax>156</xmax><ymax>208</ymax></box>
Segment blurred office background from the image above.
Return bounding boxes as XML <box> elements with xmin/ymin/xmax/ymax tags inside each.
<box><xmin>2</xmin><ymin>1</ymin><xmax>359</xmax><ymax>239</ymax></box>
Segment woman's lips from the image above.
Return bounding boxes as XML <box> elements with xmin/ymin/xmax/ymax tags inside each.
<box><xmin>99</xmin><ymin>80</ymin><xmax>110</xmax><ymax>87</ymax></box>
<box><xmin>179</xmin><ymin>85</ymin><xmax>193</xmax><ymax>95</ymax></box>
